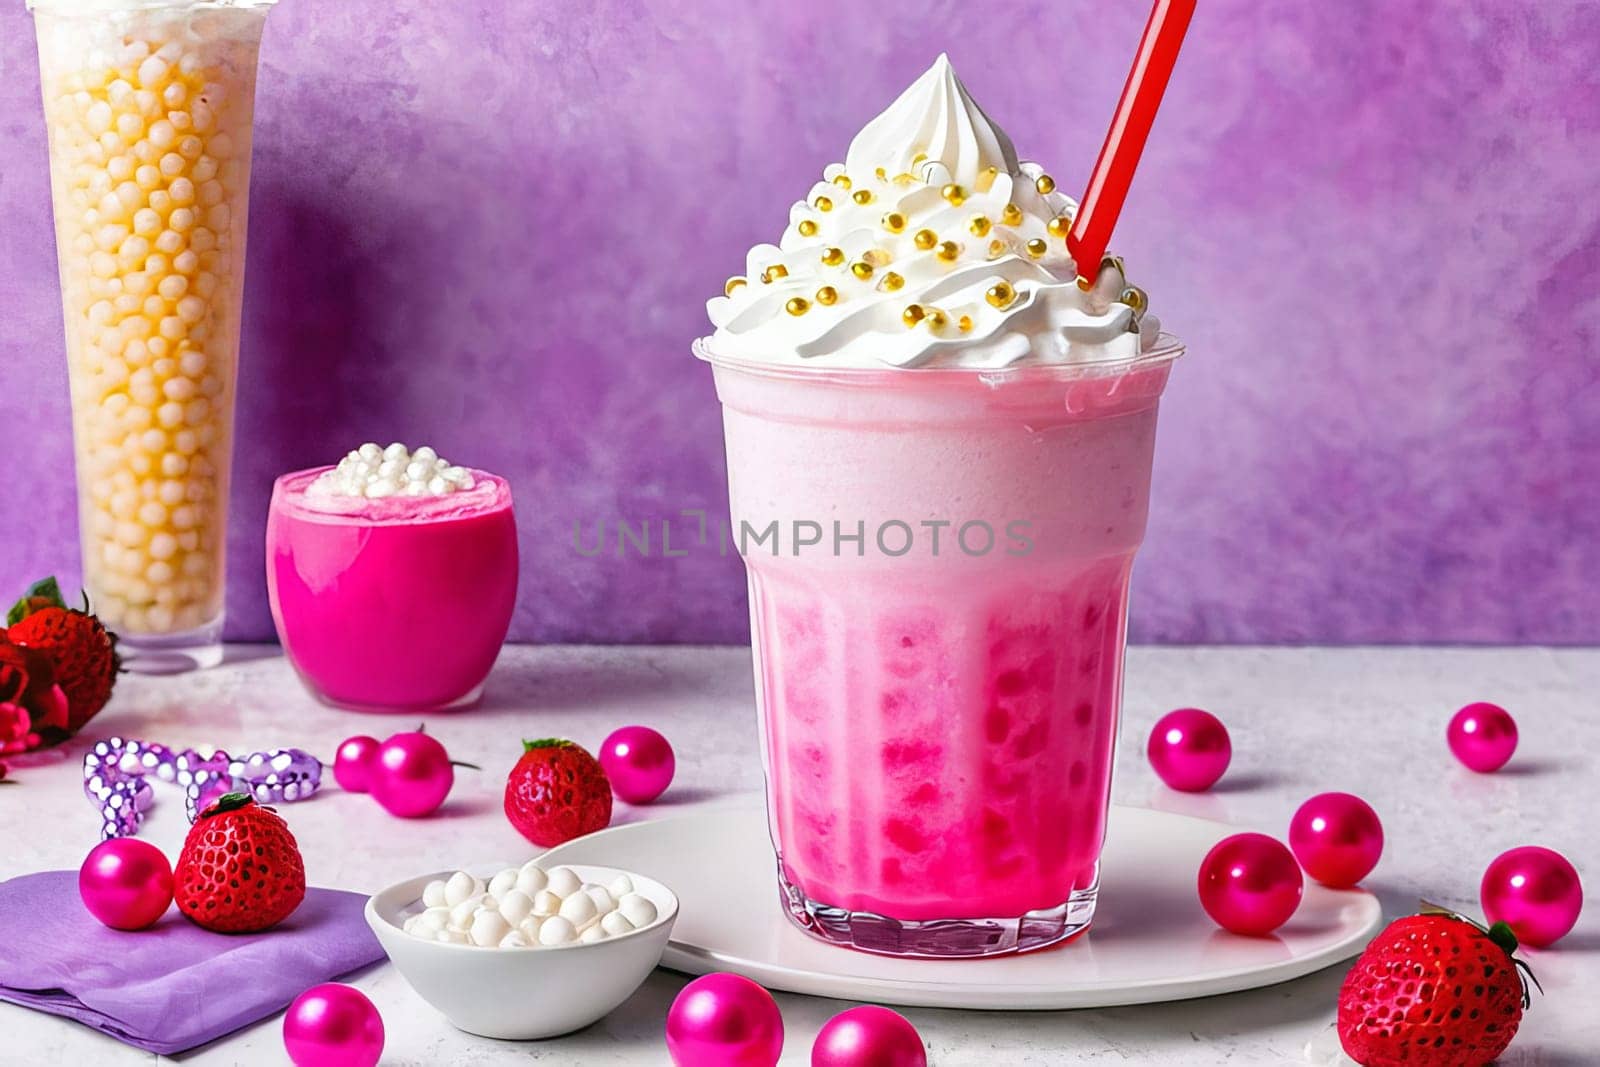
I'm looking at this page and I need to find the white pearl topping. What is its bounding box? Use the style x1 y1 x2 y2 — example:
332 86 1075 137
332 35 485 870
402 864 660 949
306 442 476 499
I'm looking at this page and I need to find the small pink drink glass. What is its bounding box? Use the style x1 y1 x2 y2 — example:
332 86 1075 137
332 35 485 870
266 467 517 711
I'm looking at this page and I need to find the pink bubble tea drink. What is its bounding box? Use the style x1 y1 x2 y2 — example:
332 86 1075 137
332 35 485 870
699 56 1183 957
30 0 277 671
267 445 518 712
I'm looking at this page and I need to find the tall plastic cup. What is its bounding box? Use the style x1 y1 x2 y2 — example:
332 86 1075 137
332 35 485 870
699 336 1182 957
30 0 275 671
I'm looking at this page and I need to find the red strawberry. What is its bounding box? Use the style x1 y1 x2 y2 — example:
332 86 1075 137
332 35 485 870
6 577 119 735
174 792 307 933
1338 907 1538 1066
504 738 613 847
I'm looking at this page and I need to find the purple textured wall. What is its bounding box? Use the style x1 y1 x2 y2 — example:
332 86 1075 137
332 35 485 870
1 2 1596 644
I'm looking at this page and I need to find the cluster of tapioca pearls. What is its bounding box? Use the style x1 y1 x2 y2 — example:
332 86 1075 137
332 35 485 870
728 167 1147 331
406 864 661 948
42 32 252 634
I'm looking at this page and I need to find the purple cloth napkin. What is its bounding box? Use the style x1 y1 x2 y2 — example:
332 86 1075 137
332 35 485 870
0 870 385 1055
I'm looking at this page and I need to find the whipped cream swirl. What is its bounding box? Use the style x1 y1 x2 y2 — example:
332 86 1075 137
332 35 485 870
705 55 1161 369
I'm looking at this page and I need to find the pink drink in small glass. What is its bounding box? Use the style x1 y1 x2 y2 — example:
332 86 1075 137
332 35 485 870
703 340 1180 956
266 467 517 711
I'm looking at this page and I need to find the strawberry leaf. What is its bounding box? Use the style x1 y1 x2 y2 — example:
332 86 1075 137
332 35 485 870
7 577 65 627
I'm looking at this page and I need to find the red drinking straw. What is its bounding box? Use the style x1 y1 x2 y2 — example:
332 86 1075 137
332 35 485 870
1067 0 1197 285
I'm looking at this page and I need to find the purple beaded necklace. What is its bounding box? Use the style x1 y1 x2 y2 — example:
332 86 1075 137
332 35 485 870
83 737 322 839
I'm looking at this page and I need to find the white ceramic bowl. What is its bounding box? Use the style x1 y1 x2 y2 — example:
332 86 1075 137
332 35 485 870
365 863 679 1039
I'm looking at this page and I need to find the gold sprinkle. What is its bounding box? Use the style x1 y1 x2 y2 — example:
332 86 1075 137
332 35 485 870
850 261 874 280
724 276 747 296
958 314 974 332
941 183 967 206
936 240 960 262
882 211 907 233
815 195 833 212
913 229 938 250
902 303 926 327
986 280 1017 308
881 271 904 291
832 174 852 189
1046 215 1072 239
875 166 887 180
762 263 788 283
1025 238 1047 259
851 189 874 206
1100 253 1126 277
893 172 916 186
797 219 818 237
863 248 891 267
926 308 948 330
1035 174 1056 195
1001 203 1024 227
969 215 992 237
821 247 845 266
1119 285 1148 316
976 166 999 193
988 239 1007 258
816 285 839 306
912 151 928 165
785 297 810 316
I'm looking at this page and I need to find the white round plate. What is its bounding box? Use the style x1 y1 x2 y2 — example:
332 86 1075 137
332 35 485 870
542 801 1383 1010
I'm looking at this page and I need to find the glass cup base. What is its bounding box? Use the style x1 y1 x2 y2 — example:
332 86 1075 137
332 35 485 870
776 859 1097 958
307 680 486 715
118 617 224 674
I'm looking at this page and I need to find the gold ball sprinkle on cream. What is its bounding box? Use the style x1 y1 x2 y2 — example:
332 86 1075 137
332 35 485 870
926 308 948 330
988 239 1007 258
1046 215 1072 239
832 174 852 189
936 240 960 262
969 215 992 237
725 276 747 296
986 280 1017 308
958 314 974 332
1119 285 1148 315
763 263 789 283
852 189 874 206
882 211 907 233
912 151 928 165
1035 174 1056 195
1001 203 1023 227
821 247 845 266
816 285 839 306
785 297 810 316
882 271 905 291
863 248 891 267
850 261 874 280
913 229 938 250
815 195 833 212
797 219 818 237
902 303 925 327
976 166 999 192
893 172 916 186
875 167 887 180
1025 238 1047 258
941 183 967 206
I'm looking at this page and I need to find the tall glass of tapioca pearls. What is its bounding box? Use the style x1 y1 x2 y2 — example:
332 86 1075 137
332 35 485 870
30 0 275 672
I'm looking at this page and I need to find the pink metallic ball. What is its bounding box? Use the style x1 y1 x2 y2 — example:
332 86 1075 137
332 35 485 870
332 735 381 793
1447 702 1518 773
368 729 454 818
1481 846 1583 948
1198 832 1303 936
78 838 173 930
666 973 784 1067
1148 708 1231 792
1288 792 1384 888
599 725 676 805
283 983 384 1067
812 1005 926 1067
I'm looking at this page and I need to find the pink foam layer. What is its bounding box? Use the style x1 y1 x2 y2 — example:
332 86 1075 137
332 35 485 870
272 466 513 526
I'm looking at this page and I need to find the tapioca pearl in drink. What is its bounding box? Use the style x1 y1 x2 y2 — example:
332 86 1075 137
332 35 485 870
37 12 259 635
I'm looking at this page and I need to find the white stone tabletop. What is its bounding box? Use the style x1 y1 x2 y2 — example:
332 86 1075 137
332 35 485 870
1 646 1595 1065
